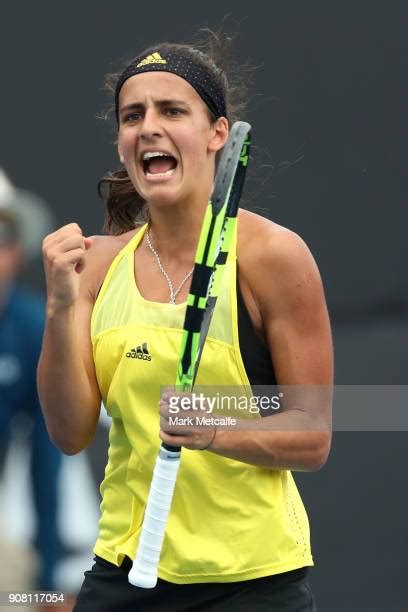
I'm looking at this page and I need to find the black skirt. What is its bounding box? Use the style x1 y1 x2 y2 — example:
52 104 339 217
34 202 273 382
73 555 317 612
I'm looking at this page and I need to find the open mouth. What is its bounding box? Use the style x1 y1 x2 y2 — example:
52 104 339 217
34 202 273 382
142 151 178 178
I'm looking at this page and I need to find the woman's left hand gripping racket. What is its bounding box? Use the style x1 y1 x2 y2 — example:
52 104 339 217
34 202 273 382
128 121 251 588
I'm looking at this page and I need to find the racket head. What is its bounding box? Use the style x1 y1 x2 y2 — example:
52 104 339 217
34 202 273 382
211 121 251 218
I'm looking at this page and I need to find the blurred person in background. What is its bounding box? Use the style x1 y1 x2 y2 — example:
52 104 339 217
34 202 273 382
0 167 65 597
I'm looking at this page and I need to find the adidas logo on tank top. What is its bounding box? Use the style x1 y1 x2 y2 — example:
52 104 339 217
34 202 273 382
126 342 152 361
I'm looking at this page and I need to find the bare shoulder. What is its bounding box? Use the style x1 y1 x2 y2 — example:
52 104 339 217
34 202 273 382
238 208 319 273
237 208 323 311
238 208 312 261
81 228 139 302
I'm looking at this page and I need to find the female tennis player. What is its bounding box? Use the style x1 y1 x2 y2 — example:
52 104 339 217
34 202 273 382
38 33 333 612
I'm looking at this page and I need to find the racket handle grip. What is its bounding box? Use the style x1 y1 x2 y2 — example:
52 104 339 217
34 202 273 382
128 446 181 588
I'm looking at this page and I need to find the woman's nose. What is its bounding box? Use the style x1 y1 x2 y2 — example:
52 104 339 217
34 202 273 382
140 109 162 140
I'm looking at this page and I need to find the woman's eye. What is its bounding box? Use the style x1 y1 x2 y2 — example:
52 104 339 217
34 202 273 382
166 108 184 116
123 113 141 123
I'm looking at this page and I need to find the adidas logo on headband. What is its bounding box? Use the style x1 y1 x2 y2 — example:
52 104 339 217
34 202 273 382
137 52 167 68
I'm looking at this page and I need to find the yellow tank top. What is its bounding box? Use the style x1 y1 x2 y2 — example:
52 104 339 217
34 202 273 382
91 224 313 583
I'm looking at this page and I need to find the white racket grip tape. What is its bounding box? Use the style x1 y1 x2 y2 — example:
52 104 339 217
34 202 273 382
128 447 181 588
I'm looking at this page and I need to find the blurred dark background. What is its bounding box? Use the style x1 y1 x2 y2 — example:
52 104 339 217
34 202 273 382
1 1 407 610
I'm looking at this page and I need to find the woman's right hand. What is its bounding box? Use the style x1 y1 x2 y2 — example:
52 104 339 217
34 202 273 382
42 223 93 312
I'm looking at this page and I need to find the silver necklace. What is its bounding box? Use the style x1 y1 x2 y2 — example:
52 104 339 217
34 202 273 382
146 228 194 304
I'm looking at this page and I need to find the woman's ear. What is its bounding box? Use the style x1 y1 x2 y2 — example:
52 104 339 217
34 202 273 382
117 144 125 164
208 117 229 153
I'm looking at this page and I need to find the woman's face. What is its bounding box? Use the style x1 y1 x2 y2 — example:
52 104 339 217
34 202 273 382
117 71 228 208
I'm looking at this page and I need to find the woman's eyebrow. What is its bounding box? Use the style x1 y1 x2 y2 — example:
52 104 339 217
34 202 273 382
120 99 190 115
156 99 190 107
120 102 144 115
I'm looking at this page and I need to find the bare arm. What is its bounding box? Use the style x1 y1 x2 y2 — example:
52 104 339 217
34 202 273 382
160 217 333 470
37 224 102 455
211 224 333 470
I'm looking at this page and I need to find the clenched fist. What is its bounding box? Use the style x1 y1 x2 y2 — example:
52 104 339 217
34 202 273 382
42 223 93 312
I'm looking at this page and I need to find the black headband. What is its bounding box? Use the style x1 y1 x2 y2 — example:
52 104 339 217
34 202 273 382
115 51 227 123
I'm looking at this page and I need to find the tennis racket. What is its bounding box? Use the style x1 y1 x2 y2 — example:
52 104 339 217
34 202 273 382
128 120 251 588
